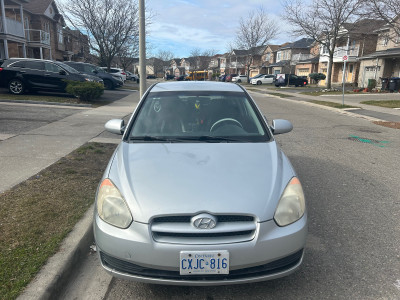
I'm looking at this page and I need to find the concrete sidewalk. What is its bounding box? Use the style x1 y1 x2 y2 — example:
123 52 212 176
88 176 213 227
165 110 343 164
0 92 140 194
249 86 400 123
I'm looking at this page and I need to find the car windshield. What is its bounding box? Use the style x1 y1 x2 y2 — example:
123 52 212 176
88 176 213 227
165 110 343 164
58 62 79 74
128 91 269 143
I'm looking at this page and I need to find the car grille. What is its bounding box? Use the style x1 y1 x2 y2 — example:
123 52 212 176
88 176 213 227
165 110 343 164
100 249 303 281
151 215 257 244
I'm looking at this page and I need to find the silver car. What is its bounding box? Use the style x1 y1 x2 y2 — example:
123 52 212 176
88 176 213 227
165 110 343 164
94 81 307 285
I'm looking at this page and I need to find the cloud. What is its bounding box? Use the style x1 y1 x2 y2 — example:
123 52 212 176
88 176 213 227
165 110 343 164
147 0 283 57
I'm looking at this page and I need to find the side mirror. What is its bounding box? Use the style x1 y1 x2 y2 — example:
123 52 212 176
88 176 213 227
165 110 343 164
59 70 66 75
105 119 125 135
271 119 293 135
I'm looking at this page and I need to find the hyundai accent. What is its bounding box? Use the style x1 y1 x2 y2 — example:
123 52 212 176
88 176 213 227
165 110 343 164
94 81 307 285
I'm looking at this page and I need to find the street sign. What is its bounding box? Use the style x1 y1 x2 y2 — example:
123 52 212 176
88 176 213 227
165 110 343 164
343 55 348 61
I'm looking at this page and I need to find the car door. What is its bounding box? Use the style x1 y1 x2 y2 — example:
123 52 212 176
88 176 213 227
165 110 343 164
44 62 69 91
22 61 46 89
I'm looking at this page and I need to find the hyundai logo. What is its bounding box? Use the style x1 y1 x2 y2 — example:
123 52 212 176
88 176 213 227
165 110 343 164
192 214 217 229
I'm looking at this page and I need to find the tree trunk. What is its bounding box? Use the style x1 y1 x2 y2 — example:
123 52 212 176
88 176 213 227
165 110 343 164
326 52 334 89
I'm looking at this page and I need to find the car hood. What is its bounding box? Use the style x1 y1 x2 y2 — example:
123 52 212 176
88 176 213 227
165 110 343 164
108 142 296 223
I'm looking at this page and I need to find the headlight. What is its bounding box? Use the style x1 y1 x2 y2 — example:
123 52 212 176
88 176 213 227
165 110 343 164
274 177 305 226
85 78 94 82
97 179 133 228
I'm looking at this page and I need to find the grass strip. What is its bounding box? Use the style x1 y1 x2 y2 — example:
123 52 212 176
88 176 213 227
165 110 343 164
301 91 353 96
0 142 116 300
0 93 113 107
360 100 400 108
309 100 359 109
266 92 294 98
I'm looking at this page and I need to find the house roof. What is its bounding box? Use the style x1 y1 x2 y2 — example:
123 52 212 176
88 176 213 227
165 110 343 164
342 19 387 35
296 56 320 64
232 49 248 56
358 47 400 60
268 60 291 67
24 0 56 15
268 45 281 52
280 38 314 50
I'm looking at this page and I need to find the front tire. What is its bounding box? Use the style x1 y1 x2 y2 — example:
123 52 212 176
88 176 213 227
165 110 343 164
9 79 24 95
237 79 241 83
257 81 262 85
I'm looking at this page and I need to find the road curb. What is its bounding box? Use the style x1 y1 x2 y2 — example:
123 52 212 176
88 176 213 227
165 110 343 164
0 99 92 107
17 205 95 300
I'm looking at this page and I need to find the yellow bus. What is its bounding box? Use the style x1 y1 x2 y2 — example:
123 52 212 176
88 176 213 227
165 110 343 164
186 71 208 81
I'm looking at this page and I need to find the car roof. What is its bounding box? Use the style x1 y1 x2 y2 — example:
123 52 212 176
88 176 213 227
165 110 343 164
150 81 244 92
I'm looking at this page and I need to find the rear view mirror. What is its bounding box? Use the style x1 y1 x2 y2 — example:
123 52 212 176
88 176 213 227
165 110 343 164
105 119 125 135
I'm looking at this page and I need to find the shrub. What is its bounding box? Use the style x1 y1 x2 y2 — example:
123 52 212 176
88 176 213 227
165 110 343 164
309 73 326 83
65 81 104 101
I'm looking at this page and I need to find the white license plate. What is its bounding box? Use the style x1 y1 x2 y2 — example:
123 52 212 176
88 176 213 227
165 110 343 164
180 251 229 275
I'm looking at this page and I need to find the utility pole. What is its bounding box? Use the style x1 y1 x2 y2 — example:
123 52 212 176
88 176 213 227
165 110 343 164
139 0 146 98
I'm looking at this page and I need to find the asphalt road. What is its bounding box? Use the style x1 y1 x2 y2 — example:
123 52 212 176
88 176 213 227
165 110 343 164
98 92 400 300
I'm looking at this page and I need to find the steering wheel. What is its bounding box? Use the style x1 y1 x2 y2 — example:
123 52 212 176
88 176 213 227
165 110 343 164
210 118 243 132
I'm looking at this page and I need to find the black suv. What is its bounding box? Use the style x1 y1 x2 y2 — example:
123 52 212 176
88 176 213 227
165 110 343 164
0 58 103 95
63 61 123 90
275 74 308 87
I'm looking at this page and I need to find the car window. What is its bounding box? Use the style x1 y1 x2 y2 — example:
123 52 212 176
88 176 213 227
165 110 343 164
10 61 26 68
45 62 63 73
83 64 96 73
57 62 79 73
129 91 269 142
25 61 45 70
70 64 84 72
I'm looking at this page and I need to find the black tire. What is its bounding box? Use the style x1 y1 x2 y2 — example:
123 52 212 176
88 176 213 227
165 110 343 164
8 79 24 95
257 81 262 85
237 79 241 83
103 79 114 90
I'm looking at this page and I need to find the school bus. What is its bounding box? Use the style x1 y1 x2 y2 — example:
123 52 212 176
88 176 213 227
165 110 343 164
186 71 208 81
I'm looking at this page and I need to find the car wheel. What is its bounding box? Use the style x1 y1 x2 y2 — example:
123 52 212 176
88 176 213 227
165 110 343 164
237 79 241 83
8 79 24 95
104 79 114 90
257 81 262 85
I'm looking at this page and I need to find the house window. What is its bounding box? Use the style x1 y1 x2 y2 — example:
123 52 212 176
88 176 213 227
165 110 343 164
57 25 63 44
277 52 281 61
383 36 389 46
24 17 29 30
44 22 50 33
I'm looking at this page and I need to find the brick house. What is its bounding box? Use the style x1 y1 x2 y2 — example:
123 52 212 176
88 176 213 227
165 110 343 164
357 16 400 88
0 0 89 61
318 19 385 86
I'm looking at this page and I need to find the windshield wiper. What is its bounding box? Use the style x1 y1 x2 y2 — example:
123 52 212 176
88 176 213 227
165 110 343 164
177 136 244 143
129 136 182 142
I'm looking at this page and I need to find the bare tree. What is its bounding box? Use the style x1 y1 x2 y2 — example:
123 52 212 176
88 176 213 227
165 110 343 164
189 48 217 76
360 0 400 41
60 0 140 70
234 6 277 81
154 50 175 76
283 0 363 88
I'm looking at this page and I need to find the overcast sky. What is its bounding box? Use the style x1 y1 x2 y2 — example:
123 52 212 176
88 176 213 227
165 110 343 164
146 0 293 58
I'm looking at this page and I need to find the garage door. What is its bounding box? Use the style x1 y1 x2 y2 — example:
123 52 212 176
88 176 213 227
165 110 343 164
362 66 380 88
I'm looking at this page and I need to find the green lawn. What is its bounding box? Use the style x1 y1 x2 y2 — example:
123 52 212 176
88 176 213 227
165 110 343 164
309 100 359 109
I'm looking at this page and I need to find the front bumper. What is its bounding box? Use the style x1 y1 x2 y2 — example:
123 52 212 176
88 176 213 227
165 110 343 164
94 214 307 285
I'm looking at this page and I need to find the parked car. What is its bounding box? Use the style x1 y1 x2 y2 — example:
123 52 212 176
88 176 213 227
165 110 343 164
125 71 137 81
219 74 227 82
249 74 266 81
64 61 123 90
95 81 307 285
147 74 156 79
275 74 308 87
0 58 103 95
225 74 237 82
165 74 175 80
174 75 185 81
251 74 276 85
232 74 248 83
101 67 127 82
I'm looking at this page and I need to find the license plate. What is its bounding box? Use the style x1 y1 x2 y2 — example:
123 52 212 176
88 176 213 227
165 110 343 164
180 251 229 275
